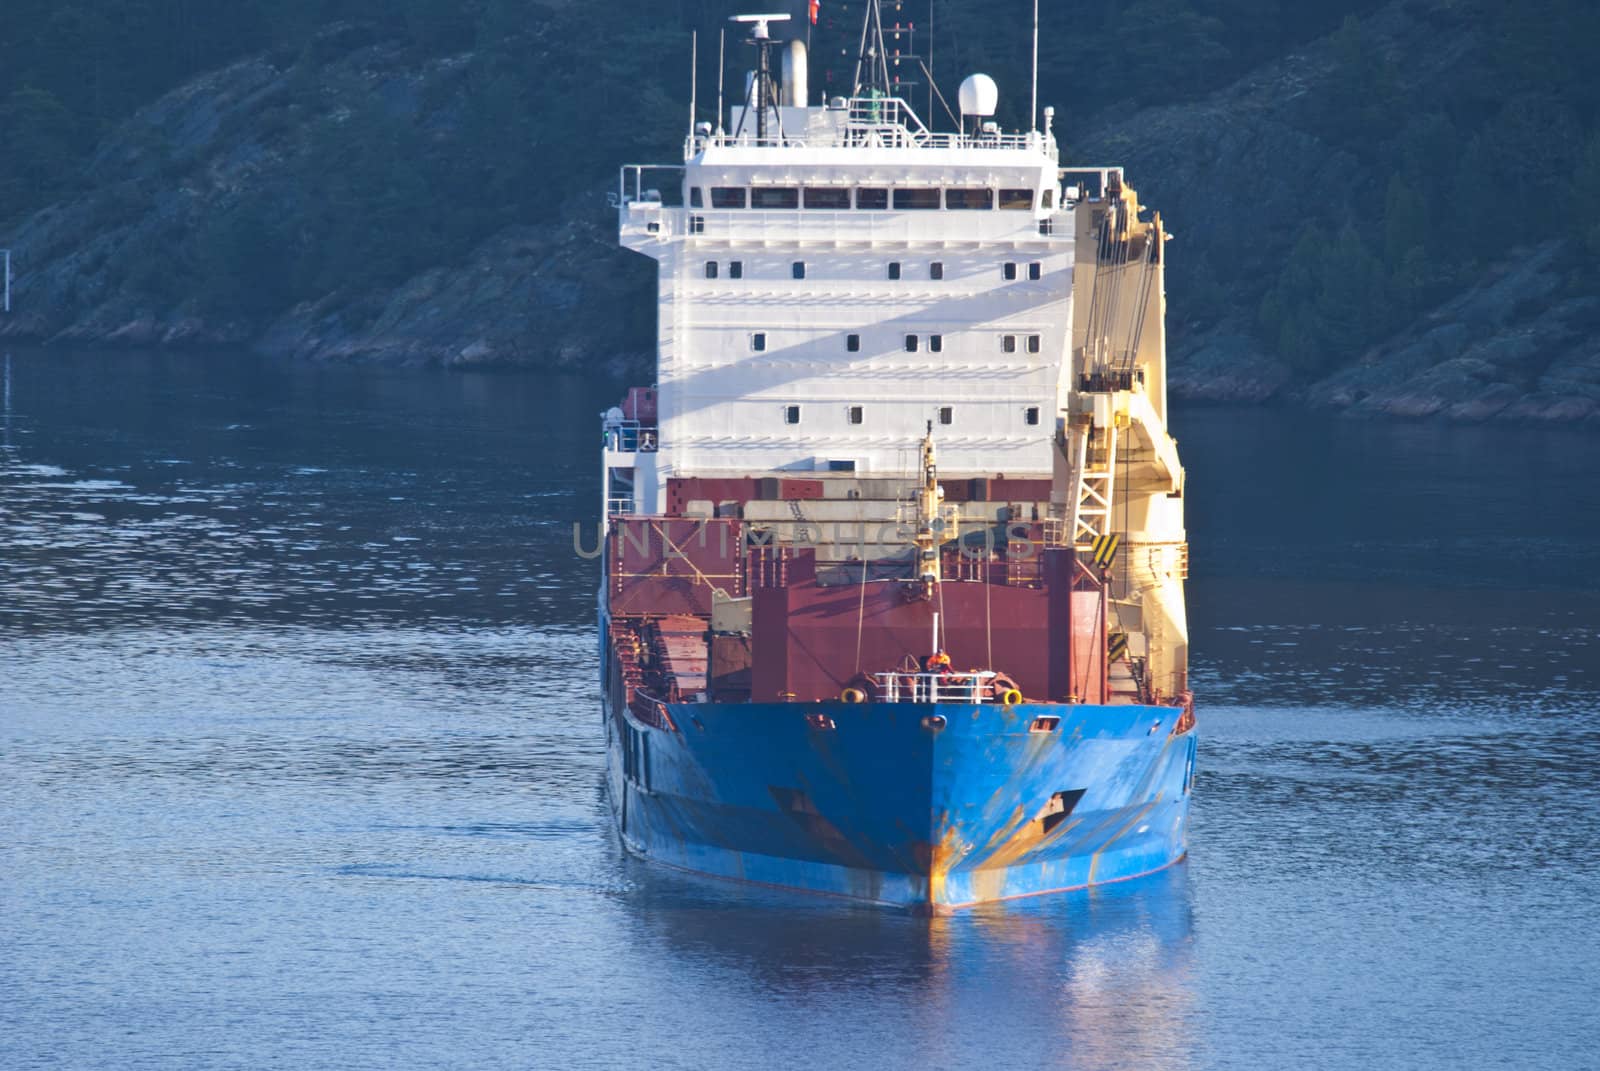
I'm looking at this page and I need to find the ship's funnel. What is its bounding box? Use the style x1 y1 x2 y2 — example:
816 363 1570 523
958 74 999 118
782 39 809 106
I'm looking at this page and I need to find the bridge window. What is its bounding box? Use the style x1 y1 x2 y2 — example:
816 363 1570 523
848 405 864 425
1042 189 1055 209
690 187 704 208
729 260 743 279
930 335 943 353
1029 262 1042 280
1028 335 1042 353
938 407 953 425
752 332 767 352
1002 335 1017 353
998 188 1034 210
945 188 993 210
887 262 902 280
847 334 861 352
856 187 889 210
894 188 941 210
711 187 747 209
805 187 851 209
1003 262 1018 280
784 405 801 424
905 334 919 352
929 262 944 280
751 187 800 209
1026 406 1040 425
792 261 806 279
705 261 718 279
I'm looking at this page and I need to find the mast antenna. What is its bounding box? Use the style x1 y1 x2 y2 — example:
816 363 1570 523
851 0 891 97
1030 0 1039 133
716 28 726 134
689 30 698 140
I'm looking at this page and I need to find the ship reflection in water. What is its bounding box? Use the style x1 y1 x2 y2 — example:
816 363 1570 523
3 350 1598 1070
621 863 1196 1069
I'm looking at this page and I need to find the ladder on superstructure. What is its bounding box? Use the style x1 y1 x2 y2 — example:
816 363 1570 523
1069 419 1117 547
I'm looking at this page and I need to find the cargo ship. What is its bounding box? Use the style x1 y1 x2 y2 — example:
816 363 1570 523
599 2 1195 911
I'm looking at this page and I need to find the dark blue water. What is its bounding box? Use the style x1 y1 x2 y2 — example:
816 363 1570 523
4 350 1598 1070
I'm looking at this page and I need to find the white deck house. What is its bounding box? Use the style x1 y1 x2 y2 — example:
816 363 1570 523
614 66 1118 512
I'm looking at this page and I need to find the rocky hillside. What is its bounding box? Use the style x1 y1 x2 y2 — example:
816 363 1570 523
1075 0 1600 426
1 0 1596 426
0 22 660 374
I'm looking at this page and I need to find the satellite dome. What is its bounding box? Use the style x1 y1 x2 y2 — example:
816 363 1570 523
958 74 999 118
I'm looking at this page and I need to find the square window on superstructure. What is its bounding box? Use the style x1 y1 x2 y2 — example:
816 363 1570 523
751 187 800 209
690 187 704 208
1002 335 1017 353
711 187 747 209
1042 189 1055 209
804 187 851 209
792 261 806 279
930 335 943 353
999 189 1034 210
1028 335 1042 353
888 262 902 280
930 262 944 280
705 261 718 279
938 407 953 425
753 333 767 352
894 188 941 210
730 260 743 278
690 215 705 234
847 334 861 352
784 405 801 424
856 187 889 210
905 335 919 352
1025 406 1041 425
1029 262 1042 280
848 405 864 425
1003 262 1018 280
1039 219 1054 236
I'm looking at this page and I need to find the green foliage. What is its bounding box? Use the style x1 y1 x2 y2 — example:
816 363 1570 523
1258 224 1383 374
0 88 83 215
1576 135 1600 261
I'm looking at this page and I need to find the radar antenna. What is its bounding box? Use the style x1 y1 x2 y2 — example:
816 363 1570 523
730 13 791 145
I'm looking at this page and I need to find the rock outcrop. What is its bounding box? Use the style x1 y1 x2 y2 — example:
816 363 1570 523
0 32 652 372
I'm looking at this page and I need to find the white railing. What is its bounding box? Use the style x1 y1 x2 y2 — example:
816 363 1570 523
1059 168 1125 202
680 97 1049 156
602 420 657 453
615 165 686 208
872 671 998 704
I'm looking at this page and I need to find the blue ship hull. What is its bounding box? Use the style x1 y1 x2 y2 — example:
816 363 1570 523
603 697 1197 912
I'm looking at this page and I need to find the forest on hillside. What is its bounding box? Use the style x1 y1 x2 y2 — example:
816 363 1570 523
2 0 1597 376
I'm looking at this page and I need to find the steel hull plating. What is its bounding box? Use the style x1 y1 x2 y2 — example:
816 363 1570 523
603 698 1196 911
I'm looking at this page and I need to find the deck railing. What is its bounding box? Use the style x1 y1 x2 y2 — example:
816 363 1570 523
602 420 657 453
871 671 999 704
